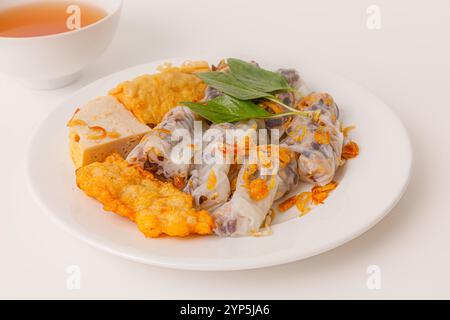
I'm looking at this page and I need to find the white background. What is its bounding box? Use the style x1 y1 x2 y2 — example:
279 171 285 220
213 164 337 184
1 0 449 299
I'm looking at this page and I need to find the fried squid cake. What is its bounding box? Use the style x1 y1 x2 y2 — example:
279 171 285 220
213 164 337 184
76 154 214 237
109 61 209 127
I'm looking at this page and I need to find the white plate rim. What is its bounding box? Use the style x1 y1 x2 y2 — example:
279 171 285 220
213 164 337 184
25 56 413 271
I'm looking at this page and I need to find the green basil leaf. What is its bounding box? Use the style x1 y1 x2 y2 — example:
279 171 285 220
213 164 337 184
197 71 270 100
228 58 291 92
213 95 271 118
182 95 271 124
182 102 242 123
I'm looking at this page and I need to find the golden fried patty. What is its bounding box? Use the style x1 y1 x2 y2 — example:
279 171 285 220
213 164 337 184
109 61 209 127
76 154 214 237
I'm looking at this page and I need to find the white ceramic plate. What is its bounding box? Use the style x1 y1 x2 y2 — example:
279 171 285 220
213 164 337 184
26 57 412 271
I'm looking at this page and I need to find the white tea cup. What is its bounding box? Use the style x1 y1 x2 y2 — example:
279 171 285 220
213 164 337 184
0 0 123 89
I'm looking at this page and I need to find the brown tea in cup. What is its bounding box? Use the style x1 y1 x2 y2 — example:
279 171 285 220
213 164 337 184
0 1 107 38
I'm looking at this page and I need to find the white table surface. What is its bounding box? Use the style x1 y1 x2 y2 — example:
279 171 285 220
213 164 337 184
1 0 449 299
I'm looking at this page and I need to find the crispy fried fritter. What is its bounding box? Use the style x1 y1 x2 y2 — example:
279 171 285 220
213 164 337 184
76 154 214 237
109 61 209 127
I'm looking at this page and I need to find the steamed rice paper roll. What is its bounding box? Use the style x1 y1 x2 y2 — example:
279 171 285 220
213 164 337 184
297 92 340 125
212 146 298 237
282 93 343 186
127 106 198 188
186 164 231 211
185 120 260 211
274 153 299 201
204 86 222 101
276 68 310 105
184 123 232 211
265 69 311 135
202 60 228 102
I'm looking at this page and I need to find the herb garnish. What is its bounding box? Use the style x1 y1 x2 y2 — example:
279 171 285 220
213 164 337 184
197 72 270 100
182 95 313 124
227 58 292 93
183 58 312 123
183 95 270 123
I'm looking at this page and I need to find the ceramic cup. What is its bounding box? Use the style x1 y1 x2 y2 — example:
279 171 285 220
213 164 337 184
0 0 122 90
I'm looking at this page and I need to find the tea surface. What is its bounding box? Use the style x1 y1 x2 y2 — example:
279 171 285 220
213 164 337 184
0 1 107 38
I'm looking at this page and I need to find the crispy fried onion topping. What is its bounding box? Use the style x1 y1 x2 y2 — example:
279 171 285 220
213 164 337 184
278 181 339 215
